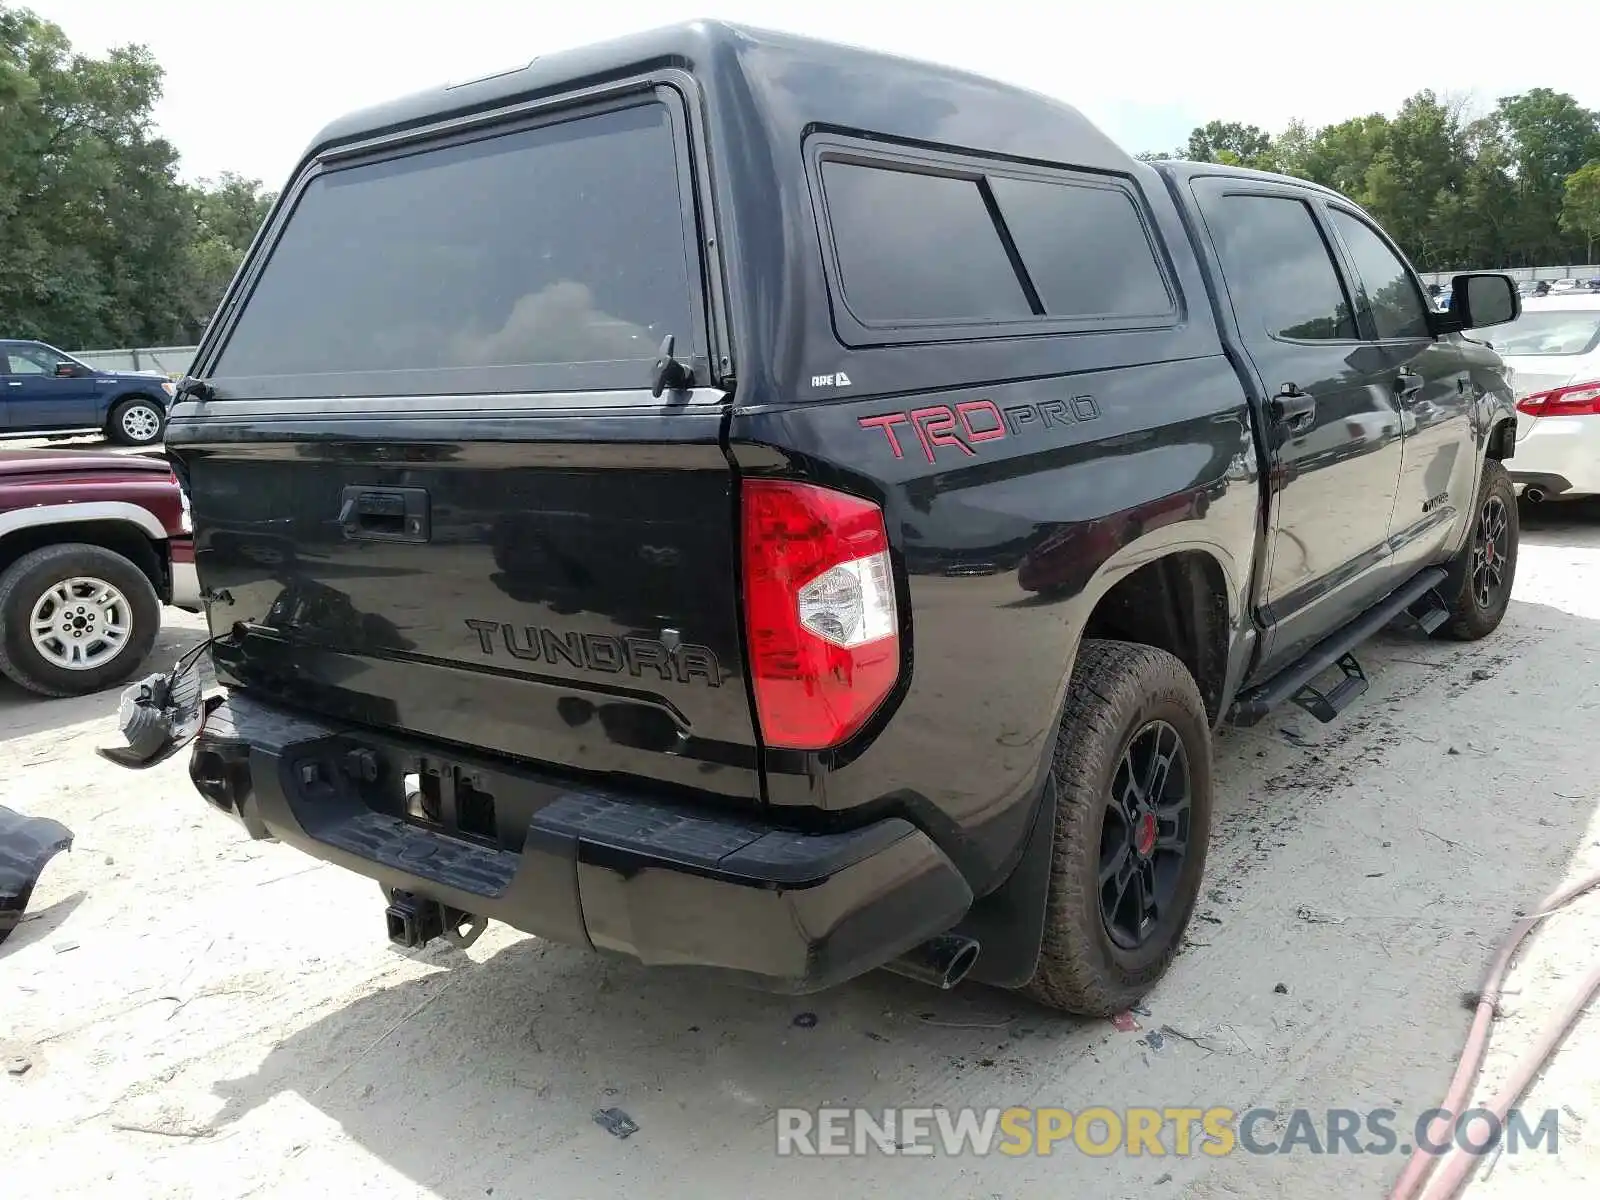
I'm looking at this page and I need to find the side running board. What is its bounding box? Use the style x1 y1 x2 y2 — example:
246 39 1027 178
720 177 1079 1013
1229 567 1448 727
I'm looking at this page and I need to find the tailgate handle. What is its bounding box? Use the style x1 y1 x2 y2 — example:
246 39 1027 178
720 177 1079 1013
338 486 430 542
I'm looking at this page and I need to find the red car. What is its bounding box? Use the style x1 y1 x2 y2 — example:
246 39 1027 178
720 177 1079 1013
0 449 199 697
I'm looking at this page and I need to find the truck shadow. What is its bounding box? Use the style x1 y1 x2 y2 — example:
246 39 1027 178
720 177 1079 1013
191 598 1599 1199
0 889 85 958
0 617 206 741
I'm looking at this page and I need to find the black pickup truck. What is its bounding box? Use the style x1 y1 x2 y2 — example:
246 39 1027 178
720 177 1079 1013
134 22 1523 1016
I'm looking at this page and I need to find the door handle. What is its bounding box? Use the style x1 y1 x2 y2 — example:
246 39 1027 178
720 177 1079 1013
1396 370 1425 398
6 381 20 387
1269 385 1316 433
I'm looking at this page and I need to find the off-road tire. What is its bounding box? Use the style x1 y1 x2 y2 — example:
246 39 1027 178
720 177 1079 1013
1019 640 1213 1017
0 543 161 698
1437 460 1517 641
107 396 166 447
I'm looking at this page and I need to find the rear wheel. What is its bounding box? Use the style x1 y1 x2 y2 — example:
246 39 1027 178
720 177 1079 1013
0 543 161 697
1437 460 1517 641
108 396 166 447
1019 640 1213 1016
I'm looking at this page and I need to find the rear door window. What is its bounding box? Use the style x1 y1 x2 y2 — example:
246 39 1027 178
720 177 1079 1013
212 101 700 399
1200 193 1358 342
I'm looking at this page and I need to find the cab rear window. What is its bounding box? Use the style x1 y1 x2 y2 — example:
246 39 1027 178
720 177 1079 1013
212 101 699 398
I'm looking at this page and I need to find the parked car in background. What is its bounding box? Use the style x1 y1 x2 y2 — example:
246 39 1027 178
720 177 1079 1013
1473 294 1600 500
0 340 175 446
0 450 199 696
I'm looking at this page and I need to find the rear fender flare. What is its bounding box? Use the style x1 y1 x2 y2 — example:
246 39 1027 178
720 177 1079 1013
1002 521 1245 852
976 529 1241 974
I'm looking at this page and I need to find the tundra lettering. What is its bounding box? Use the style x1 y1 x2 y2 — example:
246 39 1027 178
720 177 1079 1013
463 619 722 686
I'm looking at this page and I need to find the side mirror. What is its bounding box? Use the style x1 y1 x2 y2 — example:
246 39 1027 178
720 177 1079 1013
1438 273 1520 332
54 362 76 377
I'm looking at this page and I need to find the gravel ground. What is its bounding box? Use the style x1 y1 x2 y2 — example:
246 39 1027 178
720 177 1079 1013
1 501 1597 1199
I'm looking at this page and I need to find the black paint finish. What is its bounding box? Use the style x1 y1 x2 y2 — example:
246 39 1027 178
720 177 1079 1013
181 408 763 802
165 21 1515 988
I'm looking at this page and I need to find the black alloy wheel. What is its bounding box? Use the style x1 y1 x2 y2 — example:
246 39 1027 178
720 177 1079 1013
1099 719 1191 951
1471 494 1510 611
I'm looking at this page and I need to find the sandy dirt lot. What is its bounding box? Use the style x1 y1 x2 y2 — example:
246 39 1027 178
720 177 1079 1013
2 501 1597 1199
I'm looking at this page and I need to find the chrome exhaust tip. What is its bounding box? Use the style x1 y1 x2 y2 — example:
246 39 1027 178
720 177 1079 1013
884 933 981 990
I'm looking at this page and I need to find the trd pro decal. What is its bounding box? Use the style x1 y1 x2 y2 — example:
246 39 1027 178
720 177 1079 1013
859 395 1101 463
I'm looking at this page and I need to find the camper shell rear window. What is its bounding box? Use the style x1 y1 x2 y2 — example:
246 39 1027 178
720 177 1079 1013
209 96 705 401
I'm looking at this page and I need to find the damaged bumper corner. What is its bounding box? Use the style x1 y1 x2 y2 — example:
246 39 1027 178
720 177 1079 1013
0 806 73 946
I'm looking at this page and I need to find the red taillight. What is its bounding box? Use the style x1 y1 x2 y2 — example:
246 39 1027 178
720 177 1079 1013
1517 380 1600 417
741 480 900 751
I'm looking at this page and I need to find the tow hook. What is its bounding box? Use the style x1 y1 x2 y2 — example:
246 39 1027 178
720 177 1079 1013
384 889 487 951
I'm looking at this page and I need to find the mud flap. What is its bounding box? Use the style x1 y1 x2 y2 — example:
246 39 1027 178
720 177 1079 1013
952 776 1057 988
0 806 73 946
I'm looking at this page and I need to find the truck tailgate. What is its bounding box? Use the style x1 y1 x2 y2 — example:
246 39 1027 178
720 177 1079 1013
181 413 761 802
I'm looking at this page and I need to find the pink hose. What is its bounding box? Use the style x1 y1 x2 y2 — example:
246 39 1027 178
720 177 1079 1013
1388 867 1600 1200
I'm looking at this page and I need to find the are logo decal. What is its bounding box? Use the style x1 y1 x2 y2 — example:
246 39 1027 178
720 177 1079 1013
858 395 1101 463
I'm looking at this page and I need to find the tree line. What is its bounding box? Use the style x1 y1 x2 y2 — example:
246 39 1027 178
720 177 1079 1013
5 6 1600 353
1143 92 1600 272
1 5 272 350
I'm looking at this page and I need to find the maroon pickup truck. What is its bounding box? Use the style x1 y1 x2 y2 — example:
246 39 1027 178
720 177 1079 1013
0 450 199 697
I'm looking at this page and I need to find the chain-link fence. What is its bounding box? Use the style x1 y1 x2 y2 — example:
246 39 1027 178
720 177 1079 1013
67 345 197 376
1420 265 1600 288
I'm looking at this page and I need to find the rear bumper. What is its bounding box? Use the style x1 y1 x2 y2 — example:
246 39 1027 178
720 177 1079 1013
189 692 973 993
1510 417 1600 496
1509 471 1573 498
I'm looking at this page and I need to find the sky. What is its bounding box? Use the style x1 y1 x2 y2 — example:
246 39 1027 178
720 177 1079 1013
33 0 1600 187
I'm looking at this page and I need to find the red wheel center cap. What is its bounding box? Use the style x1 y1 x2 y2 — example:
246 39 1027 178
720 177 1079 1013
1484 543 1494 565
1136 812 1157 857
